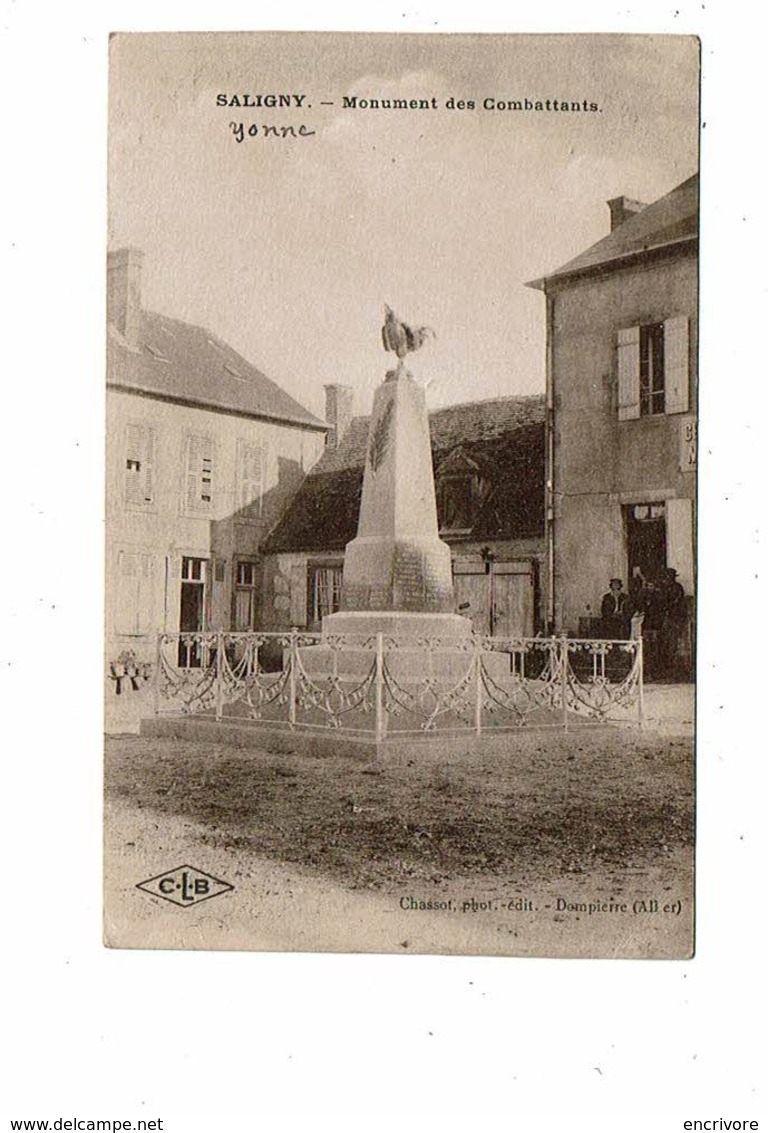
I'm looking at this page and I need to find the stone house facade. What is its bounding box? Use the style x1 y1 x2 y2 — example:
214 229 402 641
105 248 327 669
528 174 698 662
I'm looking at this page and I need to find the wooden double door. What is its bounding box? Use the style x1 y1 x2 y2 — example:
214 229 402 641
453 559 536 638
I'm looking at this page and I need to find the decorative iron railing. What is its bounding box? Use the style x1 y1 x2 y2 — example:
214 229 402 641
152 630 643 739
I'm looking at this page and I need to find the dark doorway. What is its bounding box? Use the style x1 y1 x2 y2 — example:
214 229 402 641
178 556 207 667
625 503 667 683
625 503 666 584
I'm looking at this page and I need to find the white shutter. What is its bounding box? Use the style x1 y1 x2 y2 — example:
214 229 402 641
136 554 155 634
184 435 214 511
184 435 201 510
125 424 155 507
666 497 694 594
617 326 641 420
116 552 139 635
237 439 264 518
664 316 690 414
200 436 214 506
143 428 155 505
290 564 308 626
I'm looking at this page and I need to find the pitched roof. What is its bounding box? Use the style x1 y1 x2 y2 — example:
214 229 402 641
107 310 327 431
262 394 546 553
528 173 698 289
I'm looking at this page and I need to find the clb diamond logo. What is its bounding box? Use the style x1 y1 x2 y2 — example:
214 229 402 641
136 864 234 908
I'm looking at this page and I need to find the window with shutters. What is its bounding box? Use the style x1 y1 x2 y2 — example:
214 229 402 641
124 423 156 510
617 316 690 420
236 438 265 520
182 434 215 514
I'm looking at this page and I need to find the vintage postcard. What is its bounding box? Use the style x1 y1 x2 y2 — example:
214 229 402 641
104 31 699 958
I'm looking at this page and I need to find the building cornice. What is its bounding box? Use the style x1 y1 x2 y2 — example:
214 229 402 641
106 381 329 434
526 235 697 293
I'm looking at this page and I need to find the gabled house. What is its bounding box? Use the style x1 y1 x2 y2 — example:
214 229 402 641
527 174 698 670
261 388 547 637
106 247 328 668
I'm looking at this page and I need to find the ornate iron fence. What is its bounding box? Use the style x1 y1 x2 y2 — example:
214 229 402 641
152 631 643 739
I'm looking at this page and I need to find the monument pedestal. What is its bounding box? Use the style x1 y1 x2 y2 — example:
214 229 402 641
339 371 459 617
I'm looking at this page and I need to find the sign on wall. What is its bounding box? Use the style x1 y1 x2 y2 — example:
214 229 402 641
679 415 697 471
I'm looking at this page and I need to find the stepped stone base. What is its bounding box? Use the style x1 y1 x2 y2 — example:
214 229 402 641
301 622 512 687
322 610 472 638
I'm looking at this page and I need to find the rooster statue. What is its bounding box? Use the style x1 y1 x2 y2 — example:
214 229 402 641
381 304 435 369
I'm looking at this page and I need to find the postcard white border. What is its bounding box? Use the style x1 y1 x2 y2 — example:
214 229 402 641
3 0 763 1127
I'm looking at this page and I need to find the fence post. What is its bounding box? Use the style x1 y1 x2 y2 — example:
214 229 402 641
560 636 569 732
288 628 298 728
215 630 224 721
153 633 162 717
637 636 645 730
474 640 483 736
374 632 385 744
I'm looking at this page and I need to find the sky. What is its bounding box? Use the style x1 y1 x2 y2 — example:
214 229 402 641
109 32 700 420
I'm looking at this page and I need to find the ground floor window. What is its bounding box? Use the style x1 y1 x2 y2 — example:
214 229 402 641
234 559 259 631
307 564 343 629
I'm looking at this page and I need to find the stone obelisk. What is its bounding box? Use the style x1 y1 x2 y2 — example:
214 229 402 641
323 307 471 639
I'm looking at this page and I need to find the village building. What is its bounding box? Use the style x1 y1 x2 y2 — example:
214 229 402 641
528 174 698 673
261 388 547 638
105 247 328 670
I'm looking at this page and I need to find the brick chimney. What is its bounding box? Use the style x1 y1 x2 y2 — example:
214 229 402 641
607 196 647 231
324 384 354 450
107 247 144 347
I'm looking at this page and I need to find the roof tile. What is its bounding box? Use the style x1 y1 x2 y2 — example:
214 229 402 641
107 310 326 430
529 173 698 288
263 394 546 553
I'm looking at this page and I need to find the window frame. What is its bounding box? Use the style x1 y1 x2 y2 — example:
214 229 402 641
639 322 665 417
437 473 476 535
233 556 259 632
306 561 344 629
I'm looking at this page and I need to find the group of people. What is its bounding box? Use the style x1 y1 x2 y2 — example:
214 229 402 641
600 569 689 680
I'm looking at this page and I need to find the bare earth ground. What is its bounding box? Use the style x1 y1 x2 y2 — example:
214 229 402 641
104 729 694 959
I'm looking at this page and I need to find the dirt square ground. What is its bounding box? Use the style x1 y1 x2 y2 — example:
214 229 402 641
104 726 694 959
